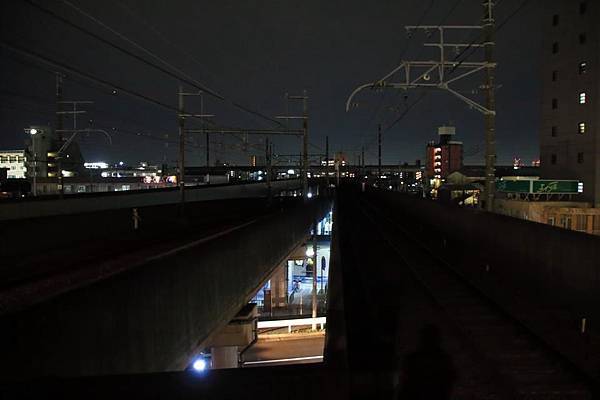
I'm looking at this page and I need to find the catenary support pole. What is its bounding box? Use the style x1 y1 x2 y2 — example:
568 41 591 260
178 85 185 212
378 123 382 186
302 90 309 200
325 135 330 192
55 73 64 197
483 0 496 212
266 137 272 201
311 219 318 330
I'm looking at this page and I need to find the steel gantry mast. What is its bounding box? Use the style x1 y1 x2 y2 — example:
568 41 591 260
346 1 497 210
276 91 310 200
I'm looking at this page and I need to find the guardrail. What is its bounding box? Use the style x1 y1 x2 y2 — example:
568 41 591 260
257 317 326 332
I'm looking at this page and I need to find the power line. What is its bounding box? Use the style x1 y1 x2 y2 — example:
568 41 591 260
383 0 530 135
22 0 221 98
359 0 465 155
58 0 223 100
380 0 464 133
111 0 218 86
450 0 530 75
1 40 177 112
23 0 283 127
356 0 438 151
0 94 193 148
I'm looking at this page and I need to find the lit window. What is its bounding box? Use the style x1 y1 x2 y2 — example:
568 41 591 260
579 92 587 104
579 62 587 74
578 122 586 134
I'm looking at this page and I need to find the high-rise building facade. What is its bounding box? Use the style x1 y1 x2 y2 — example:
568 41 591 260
541 1 599 206
425 126 463 180
0 150 27 179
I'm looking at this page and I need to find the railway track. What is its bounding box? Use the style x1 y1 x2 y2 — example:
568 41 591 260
355 194 596 399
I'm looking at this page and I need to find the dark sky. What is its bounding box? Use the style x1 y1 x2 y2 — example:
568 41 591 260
0 0 541 167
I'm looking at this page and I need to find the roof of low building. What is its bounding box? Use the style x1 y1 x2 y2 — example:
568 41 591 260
453 165 540 178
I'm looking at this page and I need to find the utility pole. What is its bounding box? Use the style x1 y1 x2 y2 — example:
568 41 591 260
55 100 93 192
302 90 309 199
483 0 496 212
55 74 64 141
178 86 185 211
201 92 210 183
55 73 64 197
311 219 318 330
179 89 214 196
361 146 365 178
277 91 309 200
378 123 382 185
266 137 272 201
325 136 330 192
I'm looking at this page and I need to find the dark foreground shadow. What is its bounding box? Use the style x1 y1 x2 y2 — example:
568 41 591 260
398 324 457 400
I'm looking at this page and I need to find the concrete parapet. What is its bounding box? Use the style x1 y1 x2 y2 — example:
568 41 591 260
0 198 330 378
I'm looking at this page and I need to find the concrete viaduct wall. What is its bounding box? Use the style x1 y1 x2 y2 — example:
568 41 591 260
0 179 301 221
0 180 300 265
376 192 600 379
0 199 330 378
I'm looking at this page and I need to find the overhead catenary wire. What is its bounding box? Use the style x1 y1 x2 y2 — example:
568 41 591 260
23 0 284 128
112 0 218 85
383 0 531 135
1 40 179 113
0 95 198 148
358 0 465 155
355 0 440 154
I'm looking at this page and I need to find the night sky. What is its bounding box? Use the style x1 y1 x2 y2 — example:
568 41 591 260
0 0 541 167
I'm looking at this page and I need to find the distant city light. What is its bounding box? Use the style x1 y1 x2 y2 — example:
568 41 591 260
287 169 295 175
306 247 315 257
119 161 124 166
84 162 109 169
29 128 38 135
307 192 313 198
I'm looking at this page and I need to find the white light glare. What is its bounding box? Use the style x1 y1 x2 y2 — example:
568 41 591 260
306 248 315 257
307 192 313 198
192 358 207 372
29 128 38 135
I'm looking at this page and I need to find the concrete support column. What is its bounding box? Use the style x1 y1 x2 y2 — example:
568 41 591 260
210 346 238 369
270 263 288 309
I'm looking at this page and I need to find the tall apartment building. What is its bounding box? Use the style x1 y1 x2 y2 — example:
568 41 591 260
0 150 27 179
425 126 463 180
24 125 85 179
541 0 599 206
